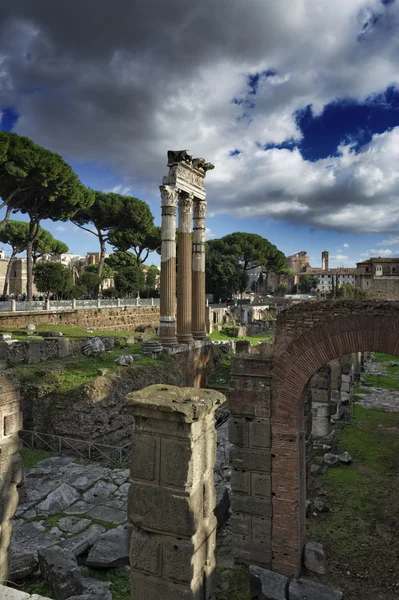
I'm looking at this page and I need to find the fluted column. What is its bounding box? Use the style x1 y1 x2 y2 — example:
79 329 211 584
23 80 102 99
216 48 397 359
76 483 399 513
192 199 207 339
177 192 194 343
159 185 178 347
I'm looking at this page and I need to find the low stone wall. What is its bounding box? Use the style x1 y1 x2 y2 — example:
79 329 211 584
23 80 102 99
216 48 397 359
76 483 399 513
0 374 23 584
0 306 160 332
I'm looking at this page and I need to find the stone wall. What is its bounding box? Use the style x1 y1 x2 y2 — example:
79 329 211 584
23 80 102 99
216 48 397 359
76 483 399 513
366 277 399 300
229 355 273 569
0 306 159 332
21 361 183 446
126 385 225 600
0 374 23 584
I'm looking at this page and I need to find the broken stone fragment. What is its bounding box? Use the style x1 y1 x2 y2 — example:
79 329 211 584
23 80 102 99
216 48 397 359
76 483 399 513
249 565 288 600
82 337 105 356
339 451 352 464
289 578 343 600
323 453 340 467
304 541 326 574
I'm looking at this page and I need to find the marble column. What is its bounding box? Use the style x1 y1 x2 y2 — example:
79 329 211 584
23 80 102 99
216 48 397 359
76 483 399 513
354 351 362 383
159 185 178 347
192 199 207 339
177 192 194 343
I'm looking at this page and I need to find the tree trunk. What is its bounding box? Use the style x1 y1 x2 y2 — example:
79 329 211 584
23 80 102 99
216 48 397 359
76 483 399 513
27 221 40 302
3 250 16 297
95 234 107 299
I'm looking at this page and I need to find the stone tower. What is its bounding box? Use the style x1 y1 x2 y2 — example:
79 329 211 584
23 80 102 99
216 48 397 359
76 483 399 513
321 250 329 271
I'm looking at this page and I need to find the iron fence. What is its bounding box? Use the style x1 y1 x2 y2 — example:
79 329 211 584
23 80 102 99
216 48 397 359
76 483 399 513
19 429 131 467
0 297 160 313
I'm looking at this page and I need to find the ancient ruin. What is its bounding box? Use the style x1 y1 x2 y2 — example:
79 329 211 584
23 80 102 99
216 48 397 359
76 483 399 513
159 150 214 347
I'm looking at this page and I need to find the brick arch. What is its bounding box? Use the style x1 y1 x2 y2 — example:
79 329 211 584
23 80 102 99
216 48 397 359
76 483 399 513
271 302 399 576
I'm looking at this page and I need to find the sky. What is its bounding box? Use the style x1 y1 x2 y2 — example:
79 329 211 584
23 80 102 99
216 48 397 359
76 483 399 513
1 0 399 268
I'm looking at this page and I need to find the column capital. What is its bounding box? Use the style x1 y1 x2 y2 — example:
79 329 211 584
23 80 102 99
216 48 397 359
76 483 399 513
193 199 207 218
177 191 194 213
160 185 178 208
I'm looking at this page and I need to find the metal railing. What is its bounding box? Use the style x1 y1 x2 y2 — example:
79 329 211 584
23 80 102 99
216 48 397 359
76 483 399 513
19 429 131 467
0 297 160 313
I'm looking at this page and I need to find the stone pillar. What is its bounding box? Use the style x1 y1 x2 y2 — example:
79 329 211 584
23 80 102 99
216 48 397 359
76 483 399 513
177 192 194 343
127 384 225 600
192 200 207 340
45 299 50 311
354 352 362 383
11 300 16 313
0 375 23 583
159 186 178 347
309 365 332 439
229 355 273 569
72 298 77 310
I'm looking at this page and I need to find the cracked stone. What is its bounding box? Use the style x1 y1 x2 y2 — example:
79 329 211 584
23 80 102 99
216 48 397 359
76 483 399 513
58 517 92 535
58 524 106 557
64 501 94 515
36 484 80 514
86 524 132 568
87 505 127 524
83 480 117 504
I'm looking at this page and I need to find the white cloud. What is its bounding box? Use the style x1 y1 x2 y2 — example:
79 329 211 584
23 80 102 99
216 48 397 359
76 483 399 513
343 243 349 248
55 225 67 232
108 185 132 195
1 0 399 233
377 236 399 246
360 248 393 257
331 254 349 261
205 227 215 240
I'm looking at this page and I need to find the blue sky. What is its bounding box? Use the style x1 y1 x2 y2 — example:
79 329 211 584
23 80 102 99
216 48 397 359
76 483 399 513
1 0 399 268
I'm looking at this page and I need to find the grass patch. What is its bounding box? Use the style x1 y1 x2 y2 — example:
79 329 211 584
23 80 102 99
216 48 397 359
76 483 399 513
82 567 130 600
363 371 399 391
14 344 161 392
20 579 53 597
20 447 55 468
210 329 273 345
0 323 151 339
373 352 399 363
214 565 251 600
307 404 399 573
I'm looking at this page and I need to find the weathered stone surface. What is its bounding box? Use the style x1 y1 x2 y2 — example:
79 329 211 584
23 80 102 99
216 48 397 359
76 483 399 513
57 517 91 535
249 565 288 600
38 546 82 600
36 484 80 514
64 501 94 515
323 453 340 467
10 522 61 580
87 505 126 524
0 585 30 599
58 525 106 557
82 337 105 356
339 451 352 465
86 523 132 568
82 480 117 504
37 457 75 470
289 578 344 600
63 465 111 492
304 541 326 575
80 577 112 600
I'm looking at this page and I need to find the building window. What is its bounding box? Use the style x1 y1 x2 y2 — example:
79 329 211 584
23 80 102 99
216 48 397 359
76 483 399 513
393 268 396 273
365 267 369 272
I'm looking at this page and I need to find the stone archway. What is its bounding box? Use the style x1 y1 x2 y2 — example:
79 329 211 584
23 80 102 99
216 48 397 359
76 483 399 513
271 301 399 576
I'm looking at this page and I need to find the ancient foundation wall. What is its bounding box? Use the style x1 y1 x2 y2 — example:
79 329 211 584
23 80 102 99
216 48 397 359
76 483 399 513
0 374 23 584
0 306 159 332
126 384 225 600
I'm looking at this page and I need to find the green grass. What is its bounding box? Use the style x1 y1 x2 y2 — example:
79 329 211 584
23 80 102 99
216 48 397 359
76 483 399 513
20 447 55 468
363 371 399 391
210 329 273 344
0 323 150 339
20 580 53 597
308 404 399 556
373 352 399 363
14 343 160 392
82 567 130 600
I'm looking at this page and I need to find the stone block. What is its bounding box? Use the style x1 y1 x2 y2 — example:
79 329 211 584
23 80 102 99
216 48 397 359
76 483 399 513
231 494 272 518
163 537 196 583
231 447 271 473
160 437 192 488
0 585 30 599
249 565 288 600
249 419 271 449
3 412 22 437
128 480 202 538
38 546 82 600
310 388 330 403
289 578 343 600
230 512 251 536
130 572 201 600
304 541 326 575
232 536 272 567
251 473 271 498
230 470 250 494
130 526 161 575
87 523 132 568
130 434 159 482
228 418 248 447
252 516 272 544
